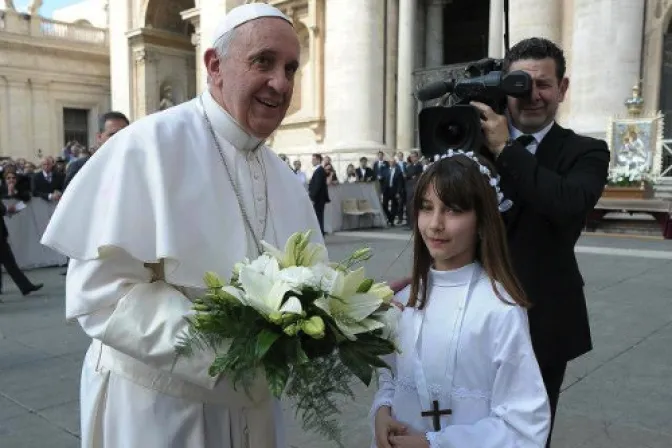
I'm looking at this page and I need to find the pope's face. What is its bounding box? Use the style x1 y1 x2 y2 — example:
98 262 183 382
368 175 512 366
207 18 300 139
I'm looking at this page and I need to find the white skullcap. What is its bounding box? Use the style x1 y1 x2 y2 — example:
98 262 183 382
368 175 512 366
211 3 292 47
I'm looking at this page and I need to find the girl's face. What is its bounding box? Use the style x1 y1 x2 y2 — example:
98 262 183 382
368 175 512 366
5 174 16 187
418 183 478 271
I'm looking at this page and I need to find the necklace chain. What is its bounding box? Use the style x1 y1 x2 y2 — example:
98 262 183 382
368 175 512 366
199 96 269 256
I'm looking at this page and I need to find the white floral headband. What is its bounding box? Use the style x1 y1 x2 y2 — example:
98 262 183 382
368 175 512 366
431 149 513 213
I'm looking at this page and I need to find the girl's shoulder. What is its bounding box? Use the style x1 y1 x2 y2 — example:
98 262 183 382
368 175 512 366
471 272 526 316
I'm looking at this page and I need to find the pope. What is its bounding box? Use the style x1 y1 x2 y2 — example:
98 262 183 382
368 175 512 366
41 4 322 448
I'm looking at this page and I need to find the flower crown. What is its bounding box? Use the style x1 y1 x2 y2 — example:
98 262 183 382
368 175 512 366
431 149 513 213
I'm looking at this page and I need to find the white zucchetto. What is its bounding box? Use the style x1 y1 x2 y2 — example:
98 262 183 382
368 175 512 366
211 3 292 46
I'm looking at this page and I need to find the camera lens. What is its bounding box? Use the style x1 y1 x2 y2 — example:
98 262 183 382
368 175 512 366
435 120 469 149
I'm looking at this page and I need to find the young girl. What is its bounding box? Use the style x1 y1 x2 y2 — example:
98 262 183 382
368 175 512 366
371 151 550 448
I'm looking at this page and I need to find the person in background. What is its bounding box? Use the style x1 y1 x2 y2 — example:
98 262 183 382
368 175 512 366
64 111 130 190
357 157 375 182
345 163 358 183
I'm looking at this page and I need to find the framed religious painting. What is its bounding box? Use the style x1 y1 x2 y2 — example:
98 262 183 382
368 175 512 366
606 113 664 175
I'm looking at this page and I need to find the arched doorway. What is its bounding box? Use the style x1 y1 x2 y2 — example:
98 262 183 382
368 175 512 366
442 0 490 65
129 0 197 117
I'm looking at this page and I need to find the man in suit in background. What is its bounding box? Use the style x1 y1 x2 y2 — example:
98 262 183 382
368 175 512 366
308 153 330 236
356 156 375 182
0 201 42 299
381 158 404 227
32 157 64 202
472 37 610 447
64 111 130 190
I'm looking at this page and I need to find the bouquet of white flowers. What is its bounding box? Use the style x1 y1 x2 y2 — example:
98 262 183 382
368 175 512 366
176 231 399 446
608 164 657 186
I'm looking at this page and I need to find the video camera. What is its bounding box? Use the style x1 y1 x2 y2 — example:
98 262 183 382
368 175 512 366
415 58 533 160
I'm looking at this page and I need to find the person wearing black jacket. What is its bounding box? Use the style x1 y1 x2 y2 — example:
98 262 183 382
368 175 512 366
0 201 43 300
472 37 610 447
308 153 330 235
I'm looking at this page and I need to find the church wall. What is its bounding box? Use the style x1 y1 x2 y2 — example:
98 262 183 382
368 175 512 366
0 12 110 160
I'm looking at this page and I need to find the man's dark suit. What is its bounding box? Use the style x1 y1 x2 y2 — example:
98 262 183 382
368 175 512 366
0 202 36 295
495 123 610 443
356 166 374 182
308 165 330 235
63 156 89 190
382 165 405 225
32 171 65 200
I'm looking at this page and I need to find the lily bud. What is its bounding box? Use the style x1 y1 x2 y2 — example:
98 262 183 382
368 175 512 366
301 316 325 339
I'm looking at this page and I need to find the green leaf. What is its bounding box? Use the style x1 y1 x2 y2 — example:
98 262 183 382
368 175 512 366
356 278 374 293
204 271 224 289
256 329 281 359
265 362 290 398
338 343 374 386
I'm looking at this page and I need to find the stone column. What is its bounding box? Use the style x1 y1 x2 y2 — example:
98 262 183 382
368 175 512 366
567 0 644 136
323 0 386 153
108 0 132 117
509 0 562 45
397 0 416 151
488 0 504 58
425 0 444 68
385 0 398 149
181 7 203 93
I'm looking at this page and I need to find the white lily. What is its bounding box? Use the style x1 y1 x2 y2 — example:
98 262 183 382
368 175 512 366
368 282 395 304
238 265 303 319
314 267 385 340
246 254 280 281
277 266 320 290
261 231 328 268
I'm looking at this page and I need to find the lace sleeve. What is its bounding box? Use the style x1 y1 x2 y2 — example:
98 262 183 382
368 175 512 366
369 354 397 418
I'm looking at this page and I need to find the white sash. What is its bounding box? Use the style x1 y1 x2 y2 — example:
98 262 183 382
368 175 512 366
411 265 479 428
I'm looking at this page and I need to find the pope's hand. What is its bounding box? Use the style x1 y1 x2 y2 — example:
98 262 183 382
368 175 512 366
375 407 408 448
389 435 430 448
470 101 510 157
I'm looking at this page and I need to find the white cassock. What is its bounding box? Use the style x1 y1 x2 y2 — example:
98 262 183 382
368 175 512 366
370 263 551 447
41 90 324 448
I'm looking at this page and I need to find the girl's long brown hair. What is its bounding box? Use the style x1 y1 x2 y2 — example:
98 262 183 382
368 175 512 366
408 154 529 310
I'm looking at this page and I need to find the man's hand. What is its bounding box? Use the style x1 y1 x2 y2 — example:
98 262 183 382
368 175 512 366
389 435 430 448
374 407 408 448
470 101 510 157
7 204 16 214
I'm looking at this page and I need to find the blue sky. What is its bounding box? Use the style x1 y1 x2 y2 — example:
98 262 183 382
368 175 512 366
14 0 83 18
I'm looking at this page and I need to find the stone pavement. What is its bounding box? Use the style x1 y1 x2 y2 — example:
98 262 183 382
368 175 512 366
0 231 671 448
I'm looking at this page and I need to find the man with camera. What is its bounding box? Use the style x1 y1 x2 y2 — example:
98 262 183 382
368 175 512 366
470 37 610 446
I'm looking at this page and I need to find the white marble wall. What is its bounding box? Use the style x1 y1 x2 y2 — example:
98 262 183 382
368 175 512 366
0 12 110 159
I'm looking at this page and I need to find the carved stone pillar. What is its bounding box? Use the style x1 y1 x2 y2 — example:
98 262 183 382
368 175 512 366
131 47 157 118
181 7 202 93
